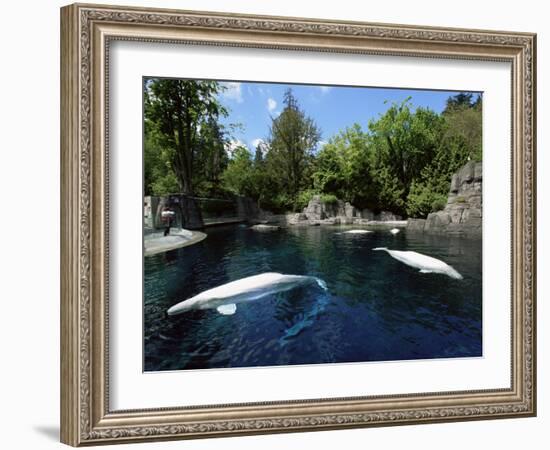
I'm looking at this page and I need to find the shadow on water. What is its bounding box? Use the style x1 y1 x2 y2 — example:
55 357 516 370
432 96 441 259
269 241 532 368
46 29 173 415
144 225 482 371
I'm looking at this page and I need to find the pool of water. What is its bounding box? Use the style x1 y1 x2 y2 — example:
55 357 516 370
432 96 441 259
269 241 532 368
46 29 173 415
144 225 482 371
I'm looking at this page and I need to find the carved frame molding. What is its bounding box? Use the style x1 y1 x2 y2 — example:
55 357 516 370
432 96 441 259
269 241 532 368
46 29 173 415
61 3 536 446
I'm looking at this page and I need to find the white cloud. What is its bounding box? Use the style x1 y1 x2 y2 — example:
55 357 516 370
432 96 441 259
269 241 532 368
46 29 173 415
220 82 243 103
224 139 246 156
251 138 264 149
251 139 269 156
267 97 277 112
318 86 333 94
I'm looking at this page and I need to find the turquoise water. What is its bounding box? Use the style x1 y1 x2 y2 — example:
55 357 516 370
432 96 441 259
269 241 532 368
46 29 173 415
144 225 482 371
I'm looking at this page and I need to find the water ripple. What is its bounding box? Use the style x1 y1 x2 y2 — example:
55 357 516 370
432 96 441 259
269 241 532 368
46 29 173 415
144 225 482 371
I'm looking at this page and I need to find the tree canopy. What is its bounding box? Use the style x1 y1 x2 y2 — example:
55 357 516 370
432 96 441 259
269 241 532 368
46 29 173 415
144 78 229 196
266 89 321 207
144 84 482 218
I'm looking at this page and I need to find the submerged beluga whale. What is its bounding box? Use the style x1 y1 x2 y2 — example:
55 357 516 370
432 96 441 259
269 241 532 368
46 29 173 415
338 229 373 235
167 272 328 316
373 247 463 280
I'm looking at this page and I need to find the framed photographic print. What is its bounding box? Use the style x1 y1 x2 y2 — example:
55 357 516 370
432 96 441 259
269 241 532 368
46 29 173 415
60 3 537 446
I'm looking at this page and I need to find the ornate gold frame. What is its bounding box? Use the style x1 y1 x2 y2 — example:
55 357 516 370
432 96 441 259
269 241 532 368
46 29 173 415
60 3 536 446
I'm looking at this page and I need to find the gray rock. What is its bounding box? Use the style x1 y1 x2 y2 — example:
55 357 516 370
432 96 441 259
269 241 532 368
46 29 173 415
338 216 354 225
303 195 325 221
344 202 358 218
458 160 476 184
417 161 482 237
467 207 482 219
407 218 426 232
376 211 402 221
474 162 482 181
361 208 375 220
299 196 402 227
450 173 460 193
426 212 452 229
448 204 466 223
354 218 370 225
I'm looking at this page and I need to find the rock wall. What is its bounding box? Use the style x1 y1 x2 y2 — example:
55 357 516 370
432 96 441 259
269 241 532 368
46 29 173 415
407 161 482 237
290 195 402 226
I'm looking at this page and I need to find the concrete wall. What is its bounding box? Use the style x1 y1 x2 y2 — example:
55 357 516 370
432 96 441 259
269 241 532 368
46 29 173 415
144 194 204 230
145 195 261 230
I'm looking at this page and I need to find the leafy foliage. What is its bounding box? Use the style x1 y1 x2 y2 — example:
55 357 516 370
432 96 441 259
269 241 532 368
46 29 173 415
220 146 255 197
313 124 377 210
267 89 321 205
144 85 482 219
144 78 228 195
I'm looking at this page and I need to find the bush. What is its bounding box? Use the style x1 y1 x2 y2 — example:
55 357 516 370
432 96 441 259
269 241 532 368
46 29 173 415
271 193 295 214
320 193 339 205
406 181 447 218
431 197 447 212
151 172 180 196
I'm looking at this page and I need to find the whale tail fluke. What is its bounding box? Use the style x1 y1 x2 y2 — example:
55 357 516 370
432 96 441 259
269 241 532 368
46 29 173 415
314 277 328 291
279 292 330 347
447 266 464 280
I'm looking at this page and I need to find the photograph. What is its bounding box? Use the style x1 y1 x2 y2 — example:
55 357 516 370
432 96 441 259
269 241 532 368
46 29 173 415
142 78 483 372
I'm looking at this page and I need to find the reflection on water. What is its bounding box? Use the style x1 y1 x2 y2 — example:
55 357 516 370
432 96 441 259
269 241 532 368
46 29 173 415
144 225 482 371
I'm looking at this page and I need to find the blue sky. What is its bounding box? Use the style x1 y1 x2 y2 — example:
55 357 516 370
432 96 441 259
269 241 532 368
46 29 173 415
216 81 480 152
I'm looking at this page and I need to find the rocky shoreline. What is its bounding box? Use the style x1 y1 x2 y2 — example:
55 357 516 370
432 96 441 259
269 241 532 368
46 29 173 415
407 161 482 237
144 161 481 238
282 195 402 227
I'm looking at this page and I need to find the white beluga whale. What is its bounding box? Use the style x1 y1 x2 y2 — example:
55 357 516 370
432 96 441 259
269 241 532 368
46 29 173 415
373 247 463 279
389 228 400 235
341 229 372 234
167 272 328 316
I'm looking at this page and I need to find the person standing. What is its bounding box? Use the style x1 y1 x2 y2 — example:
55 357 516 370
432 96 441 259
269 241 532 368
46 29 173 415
161 207 175 236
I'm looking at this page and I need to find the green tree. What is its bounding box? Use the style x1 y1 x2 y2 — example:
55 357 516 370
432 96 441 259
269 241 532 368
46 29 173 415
406 94 482 217
313 124 378 210
443 92 474 113
249 141 281 210
144 124 179 196
144 78 227 195
267 89 321 208
442 93 482 162
221 145 255 197
193 117 231 198
368 99 445 216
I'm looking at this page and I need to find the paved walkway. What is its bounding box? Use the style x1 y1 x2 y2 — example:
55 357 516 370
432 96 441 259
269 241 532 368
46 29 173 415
144 228 207 257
